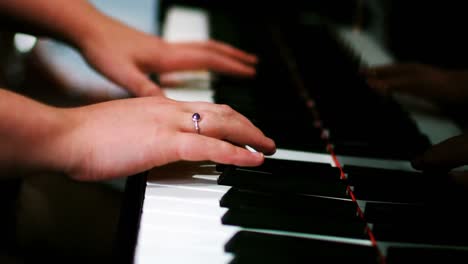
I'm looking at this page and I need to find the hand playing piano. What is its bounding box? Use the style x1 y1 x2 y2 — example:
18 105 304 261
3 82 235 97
78 15 257 97
362 63 468 108
0 89 275 181
362 63 468 187
56 96 276 181
0 0 257 98
412 133 468 188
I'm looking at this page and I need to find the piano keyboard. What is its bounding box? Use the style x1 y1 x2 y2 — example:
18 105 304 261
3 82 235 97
117 3 468 264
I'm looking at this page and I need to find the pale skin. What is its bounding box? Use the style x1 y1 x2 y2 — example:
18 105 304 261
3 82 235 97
0 88 276 181
0 0 258 97
0 0 276 181
362 63 468 184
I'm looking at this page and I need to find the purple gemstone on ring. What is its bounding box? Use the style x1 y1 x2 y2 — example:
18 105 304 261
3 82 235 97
192 113 201 121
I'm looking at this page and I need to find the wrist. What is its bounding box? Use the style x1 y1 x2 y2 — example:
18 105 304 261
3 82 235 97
23 107 76 175
0 93 76 177
64 7 109 50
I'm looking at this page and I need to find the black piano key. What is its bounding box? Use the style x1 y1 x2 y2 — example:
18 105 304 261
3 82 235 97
331 135 429 160
351 185 423 203
220 188 358 219
225 231 380 264
364 201 468 224
217 165 349 198
372 222 468 246
250 158 341 177
221 209 368 239
218 158 338 174
364 202 430 224
342 165 458 203
220 158 342 181
386 246 468 264
216 164 227 172
343 165 420 180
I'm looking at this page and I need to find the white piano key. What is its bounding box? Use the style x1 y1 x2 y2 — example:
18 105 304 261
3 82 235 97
146 162 224 189
161 6 212 91
268 149 335 165
162 6 209 42
144 185 226 210
337 27 393 67
135 5 467 264
135 212 238 264
164 88 213 102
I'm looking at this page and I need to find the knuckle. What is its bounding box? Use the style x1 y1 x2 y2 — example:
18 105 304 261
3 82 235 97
218 104 234 115
203 41 213 49
175 137 192 160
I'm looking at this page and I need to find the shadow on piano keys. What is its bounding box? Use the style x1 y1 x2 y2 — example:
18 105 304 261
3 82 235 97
115 2 468 264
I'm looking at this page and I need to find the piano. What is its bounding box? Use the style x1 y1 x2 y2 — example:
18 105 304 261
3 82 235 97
114 2 468 264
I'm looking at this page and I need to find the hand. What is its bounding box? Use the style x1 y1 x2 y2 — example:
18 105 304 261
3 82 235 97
361 63 468 107
78 15 257 97
412 133 468 187
56 96 275 181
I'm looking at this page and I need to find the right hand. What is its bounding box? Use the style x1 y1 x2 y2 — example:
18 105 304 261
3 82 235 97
51 96 276 181
412 133 468 188
79 14 257 97
361 63 468 107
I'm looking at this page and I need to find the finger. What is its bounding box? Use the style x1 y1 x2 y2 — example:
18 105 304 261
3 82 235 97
159 73 184 87
411 134 468 171
362 63 424 78
174 133 265 166
105 62 163 97
367 77 413 95
367 75 441 99
178 104 276 155
366 78 392 95
175 40 258 64
159 47 256 76
448 171 468 190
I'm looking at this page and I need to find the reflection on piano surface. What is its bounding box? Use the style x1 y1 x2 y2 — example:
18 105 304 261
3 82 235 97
116 2 468 263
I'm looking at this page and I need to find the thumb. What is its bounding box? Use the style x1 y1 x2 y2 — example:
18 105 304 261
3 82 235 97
412 134 468 171
136 81 165 97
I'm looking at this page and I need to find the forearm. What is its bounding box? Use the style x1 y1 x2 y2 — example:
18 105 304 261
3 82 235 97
0 0 105 48
0 89 71 178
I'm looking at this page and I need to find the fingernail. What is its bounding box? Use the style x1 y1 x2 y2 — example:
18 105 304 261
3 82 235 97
252 151 264 160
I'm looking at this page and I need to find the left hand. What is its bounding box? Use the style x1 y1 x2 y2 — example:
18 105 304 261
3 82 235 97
52 96 276 181
78 15 257 97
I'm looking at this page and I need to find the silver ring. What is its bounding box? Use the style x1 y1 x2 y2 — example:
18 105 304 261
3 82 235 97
192 113 201 134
